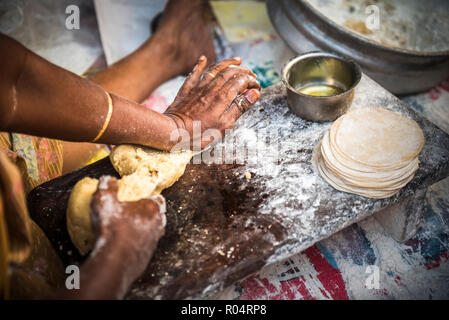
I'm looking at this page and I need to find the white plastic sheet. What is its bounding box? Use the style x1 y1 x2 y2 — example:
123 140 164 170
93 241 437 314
2 0 103 75
94 0 167 65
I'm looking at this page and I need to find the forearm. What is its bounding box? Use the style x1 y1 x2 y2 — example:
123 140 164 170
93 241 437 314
101 93 177 150
90 32 179 103
59 235 142 299
0 35 177 151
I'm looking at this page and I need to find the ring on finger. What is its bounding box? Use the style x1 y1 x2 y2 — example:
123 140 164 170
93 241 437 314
236 96 245 111
206 72 215 78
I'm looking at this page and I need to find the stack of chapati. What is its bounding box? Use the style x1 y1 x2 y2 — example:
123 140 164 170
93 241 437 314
313 107 424 199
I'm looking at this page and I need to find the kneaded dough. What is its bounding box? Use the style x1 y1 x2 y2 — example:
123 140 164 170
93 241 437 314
66 145 193 255
66 177 99 256
110 144 193 198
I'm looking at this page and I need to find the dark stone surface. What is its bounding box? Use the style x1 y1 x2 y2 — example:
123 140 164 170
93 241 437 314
28 76 449 299
28 157 119 265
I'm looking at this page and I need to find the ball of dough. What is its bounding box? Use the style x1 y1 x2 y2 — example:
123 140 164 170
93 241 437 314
117 171 159 202
67 145 193 255
66 177 99 255
110 144 193 193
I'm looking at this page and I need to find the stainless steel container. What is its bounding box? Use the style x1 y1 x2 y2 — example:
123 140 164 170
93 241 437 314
267 0 449 95
282 52 361 122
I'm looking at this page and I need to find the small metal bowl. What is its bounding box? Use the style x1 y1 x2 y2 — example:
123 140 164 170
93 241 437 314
282 52 361 122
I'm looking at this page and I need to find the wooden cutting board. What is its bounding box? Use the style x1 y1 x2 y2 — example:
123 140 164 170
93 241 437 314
28 76 449 299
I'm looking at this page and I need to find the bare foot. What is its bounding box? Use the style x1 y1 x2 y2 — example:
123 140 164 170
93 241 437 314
155 0 216 76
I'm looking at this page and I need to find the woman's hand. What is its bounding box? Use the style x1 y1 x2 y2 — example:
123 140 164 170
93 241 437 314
164 56 261 150
58 176 165 299
90 176 166 277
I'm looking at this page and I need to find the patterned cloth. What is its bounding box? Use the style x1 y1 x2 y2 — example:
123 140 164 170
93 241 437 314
0 133 63 193
0 151 64 299
0 131 66 298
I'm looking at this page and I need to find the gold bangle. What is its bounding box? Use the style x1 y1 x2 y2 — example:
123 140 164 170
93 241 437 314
92 91 113 142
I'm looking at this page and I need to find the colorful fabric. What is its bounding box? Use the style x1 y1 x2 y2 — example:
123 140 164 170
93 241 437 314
210 1 277 43
0 133 63 193
216 182 449 299
0 151 64 299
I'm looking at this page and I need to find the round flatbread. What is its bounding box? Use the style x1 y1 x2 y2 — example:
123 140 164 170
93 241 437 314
320 131 419 187
331 107 424 168
312 106 424 199
312 142 399 199
329 117 418 172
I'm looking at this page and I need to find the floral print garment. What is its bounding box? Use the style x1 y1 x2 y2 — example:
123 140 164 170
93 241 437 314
0 133 63 193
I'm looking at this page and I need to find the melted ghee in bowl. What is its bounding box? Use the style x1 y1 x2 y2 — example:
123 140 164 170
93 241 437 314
296 83 345 96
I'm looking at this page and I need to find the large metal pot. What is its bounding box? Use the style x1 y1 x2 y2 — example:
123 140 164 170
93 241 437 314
267 0 449 95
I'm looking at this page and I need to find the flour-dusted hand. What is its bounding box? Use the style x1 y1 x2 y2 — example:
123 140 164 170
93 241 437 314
165 56 261 150
90 176 166 277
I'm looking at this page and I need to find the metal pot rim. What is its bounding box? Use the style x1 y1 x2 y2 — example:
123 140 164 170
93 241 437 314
298 0 449 58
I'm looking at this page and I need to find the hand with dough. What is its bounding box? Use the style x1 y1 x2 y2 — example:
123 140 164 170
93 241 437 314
165 56 261 150
62 176 166 299
90 176 166 277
